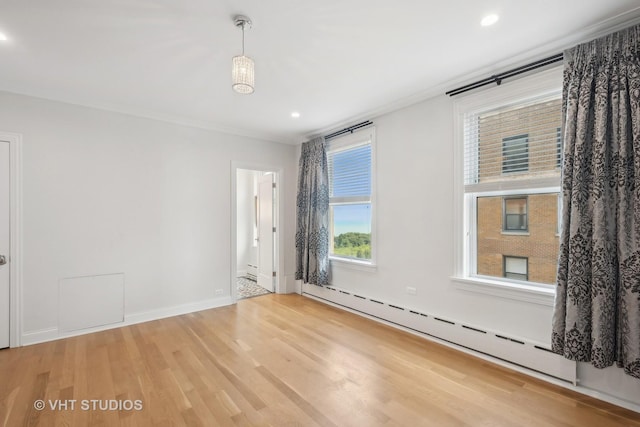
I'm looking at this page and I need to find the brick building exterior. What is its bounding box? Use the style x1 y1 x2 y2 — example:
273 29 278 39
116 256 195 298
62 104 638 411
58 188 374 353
477 194 559 283
475 98 561 284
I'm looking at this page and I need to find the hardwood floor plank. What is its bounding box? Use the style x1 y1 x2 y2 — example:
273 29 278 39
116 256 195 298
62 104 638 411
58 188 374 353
255 365 338 427
1 294 639 426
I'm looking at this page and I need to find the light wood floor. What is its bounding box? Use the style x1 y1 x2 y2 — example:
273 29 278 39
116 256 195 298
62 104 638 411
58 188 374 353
1 294 639 426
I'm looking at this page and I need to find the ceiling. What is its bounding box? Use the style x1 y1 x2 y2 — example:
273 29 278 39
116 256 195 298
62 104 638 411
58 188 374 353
1 1 640 144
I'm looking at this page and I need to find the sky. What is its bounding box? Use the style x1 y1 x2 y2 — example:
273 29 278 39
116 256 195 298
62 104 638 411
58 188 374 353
333 204 371 236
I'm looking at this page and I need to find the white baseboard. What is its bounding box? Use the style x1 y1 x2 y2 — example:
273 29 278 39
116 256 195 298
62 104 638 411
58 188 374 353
20 296 233 346
125 297 232 325
21 327 59 346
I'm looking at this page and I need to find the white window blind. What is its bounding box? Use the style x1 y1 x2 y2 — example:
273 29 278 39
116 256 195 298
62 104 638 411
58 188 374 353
464 94 562 191
327 142 371 203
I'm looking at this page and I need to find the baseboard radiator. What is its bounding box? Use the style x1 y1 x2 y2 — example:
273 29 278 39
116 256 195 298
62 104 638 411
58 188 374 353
302 283 576 384
246 263 258 280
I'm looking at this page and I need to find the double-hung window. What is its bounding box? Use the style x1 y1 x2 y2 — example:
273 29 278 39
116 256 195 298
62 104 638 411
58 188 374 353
455 69 562 290
326 128 375 264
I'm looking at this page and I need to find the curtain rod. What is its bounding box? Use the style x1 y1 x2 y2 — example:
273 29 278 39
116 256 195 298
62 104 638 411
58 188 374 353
324 120 373 140
445 53 564 97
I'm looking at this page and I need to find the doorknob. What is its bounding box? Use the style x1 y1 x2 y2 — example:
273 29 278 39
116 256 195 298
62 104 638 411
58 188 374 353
0 255 6 266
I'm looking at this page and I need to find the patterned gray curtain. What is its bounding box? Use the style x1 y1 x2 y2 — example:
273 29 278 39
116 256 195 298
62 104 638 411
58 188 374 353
295 137 330 285
552 24 640 378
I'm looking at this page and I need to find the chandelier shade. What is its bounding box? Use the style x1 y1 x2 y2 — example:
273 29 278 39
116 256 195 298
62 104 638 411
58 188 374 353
232 54 255 94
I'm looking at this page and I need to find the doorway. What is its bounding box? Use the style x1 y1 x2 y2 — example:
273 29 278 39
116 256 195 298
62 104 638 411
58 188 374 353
233 167 279 300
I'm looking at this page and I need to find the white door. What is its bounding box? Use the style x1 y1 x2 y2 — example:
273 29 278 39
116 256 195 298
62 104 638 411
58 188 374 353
257 174 274 292
0 141 10 348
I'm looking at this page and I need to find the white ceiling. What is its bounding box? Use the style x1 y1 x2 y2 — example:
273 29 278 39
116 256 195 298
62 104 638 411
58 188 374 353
1 1 640 143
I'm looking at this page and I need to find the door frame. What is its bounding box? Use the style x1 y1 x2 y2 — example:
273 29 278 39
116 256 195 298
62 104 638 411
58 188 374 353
1 132 22 348
230 161 283 303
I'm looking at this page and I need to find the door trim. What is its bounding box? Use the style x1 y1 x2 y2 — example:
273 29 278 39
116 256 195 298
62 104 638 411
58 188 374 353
0 132 22 347
231 161 283 303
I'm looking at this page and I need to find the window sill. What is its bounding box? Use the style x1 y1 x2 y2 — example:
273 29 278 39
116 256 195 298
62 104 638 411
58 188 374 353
501 231 530 236
451 276 555 306
329 256 377 272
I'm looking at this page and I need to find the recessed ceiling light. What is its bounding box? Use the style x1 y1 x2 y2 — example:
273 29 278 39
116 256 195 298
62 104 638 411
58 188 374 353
291 112 300 118
481 14 499 27
0 33 8 41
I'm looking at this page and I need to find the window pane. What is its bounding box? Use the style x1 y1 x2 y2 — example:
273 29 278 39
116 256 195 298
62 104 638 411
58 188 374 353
505 214 527 230
328 144 372 198
466 96 562 186
331 204 371 260
505 257 527 274
477 193 559 284
505 198 526 214
504 198 527 231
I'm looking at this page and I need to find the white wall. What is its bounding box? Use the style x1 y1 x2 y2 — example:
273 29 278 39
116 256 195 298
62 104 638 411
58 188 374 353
323 93 640 407
0 91 297 341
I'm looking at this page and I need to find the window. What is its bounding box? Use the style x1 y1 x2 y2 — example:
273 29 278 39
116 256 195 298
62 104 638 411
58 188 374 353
456 69 562 290
503 197 527 231
327 129 375 263
502 134 529 173
504 256 528 281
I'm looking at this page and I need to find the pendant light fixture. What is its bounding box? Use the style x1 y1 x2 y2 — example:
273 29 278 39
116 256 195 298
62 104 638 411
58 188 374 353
232 15 254 94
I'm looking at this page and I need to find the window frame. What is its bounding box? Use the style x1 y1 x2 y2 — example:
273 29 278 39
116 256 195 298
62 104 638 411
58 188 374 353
452 67 562 305
326 127 377 268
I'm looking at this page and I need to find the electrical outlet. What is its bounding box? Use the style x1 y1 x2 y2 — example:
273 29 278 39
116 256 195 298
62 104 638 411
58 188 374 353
406 286 417 295
215 289 224 296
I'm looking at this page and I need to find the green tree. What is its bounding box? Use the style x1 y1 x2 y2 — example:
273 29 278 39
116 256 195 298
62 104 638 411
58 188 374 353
333 232 371 259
